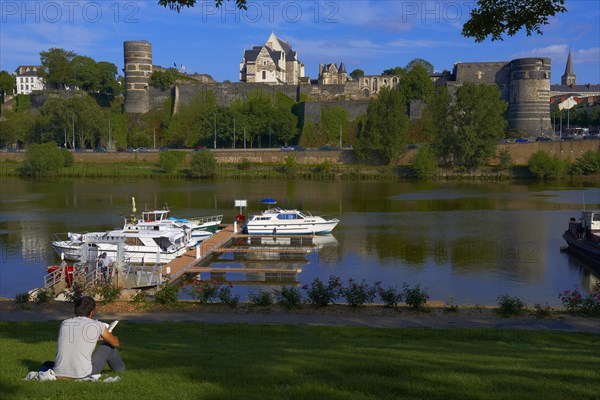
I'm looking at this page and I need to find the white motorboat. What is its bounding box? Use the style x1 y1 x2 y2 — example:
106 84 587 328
126 209 221 241
244 200 339 235
51 226 192 264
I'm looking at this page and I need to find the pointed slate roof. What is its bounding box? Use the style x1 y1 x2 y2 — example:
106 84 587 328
564 49 574 76
339 62 347 73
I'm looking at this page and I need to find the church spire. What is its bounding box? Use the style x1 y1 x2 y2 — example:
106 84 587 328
561 48 576 85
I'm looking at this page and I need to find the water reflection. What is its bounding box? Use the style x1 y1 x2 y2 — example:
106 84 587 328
0 178 599 305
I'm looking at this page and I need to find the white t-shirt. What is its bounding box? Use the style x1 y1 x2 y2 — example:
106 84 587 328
54 316 105 378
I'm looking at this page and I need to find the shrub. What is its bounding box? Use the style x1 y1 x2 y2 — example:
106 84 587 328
528 150 567 180
159 150 186 173
248 289 274 306
131 290 147 303
154 278 179 304
15 292 29 304
61 148 74 167
340 278 378 307
533 303 552 318
98 284 122 304
569 149 600 176
20 142 65 177
279 156 297 177
189 150 217 178
187 280 220 303
237 158 252 171
410 145 438 179
303 275 342 307
496 294 526 316
497 148 512 170
62 279 86 303
34 287 55 304
218 285 239 307
402 284 429 310
558 288 600 315
274 286 303 310
378 286 403 308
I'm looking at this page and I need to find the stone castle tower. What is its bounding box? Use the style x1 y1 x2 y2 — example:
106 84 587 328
124 40 152 113
507 58 552 135
561 49 576 85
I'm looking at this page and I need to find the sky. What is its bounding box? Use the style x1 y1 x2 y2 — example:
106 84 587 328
1 0 599 84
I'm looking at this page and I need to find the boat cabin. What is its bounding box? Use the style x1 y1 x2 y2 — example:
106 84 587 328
142 210 170 222
582 211 600 233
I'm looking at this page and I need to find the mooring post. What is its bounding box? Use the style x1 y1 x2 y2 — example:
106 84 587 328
196 243 200 259
234 221 238 233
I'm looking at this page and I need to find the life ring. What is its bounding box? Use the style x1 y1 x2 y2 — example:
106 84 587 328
235 214 246 222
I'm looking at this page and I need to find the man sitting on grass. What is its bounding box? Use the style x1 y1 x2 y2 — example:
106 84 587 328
53 296 125 379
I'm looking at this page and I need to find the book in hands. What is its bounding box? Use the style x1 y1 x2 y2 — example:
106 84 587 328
105 320 119 333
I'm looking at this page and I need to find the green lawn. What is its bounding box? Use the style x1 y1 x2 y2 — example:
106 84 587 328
1 322 599 400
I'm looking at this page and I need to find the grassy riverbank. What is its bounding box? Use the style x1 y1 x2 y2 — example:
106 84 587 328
1 321 599 400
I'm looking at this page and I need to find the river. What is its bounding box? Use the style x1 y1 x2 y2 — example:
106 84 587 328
0 178 598 306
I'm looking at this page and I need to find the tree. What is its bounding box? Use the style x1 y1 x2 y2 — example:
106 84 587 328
432 83 507 169
189 150 217 178
159 0 247 12
97 62 120 95
159 150 187 172
349 69 365 81
39 48 77 89
149 70 177 90
406 64 434 102
462 0 567 42
0 70 16 96
382 67 405 76
410 145 438 179
528 150 566 179
72 55 99 92
320 106 349 146
0 110 36 147
354 87 409 164
405 58 434 74
20 142 65 177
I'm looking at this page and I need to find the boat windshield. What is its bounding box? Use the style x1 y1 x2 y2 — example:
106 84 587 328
277 213 303 220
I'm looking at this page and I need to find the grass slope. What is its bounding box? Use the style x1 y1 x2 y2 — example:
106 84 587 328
1 322 599 400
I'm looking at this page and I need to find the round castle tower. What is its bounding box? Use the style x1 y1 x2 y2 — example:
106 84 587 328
124 40 152 114
508 58 552 135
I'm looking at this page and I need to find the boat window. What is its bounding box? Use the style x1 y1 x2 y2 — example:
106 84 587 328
277 214 296 220
594 214 600 221
125 237 144 246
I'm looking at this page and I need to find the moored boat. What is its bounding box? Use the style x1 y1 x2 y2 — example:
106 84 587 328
244 199 339 235
562 211 600 266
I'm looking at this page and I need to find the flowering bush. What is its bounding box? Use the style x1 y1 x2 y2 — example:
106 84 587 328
559 288 600 315
303 275 342 307
249 289 274 306
402 284 429 310
496 294 526 315
340 278 378 307
274 286 303 309
188 280 220 303
378 286 404 308
218 285 239 307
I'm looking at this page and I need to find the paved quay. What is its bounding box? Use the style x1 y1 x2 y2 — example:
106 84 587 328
1 309 599 334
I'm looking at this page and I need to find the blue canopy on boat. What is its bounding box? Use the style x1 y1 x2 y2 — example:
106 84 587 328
169 217 190 223
261 198 277 205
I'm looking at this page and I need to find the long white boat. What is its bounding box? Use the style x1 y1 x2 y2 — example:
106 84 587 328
51 226 191 264
127 209 222 241
244 203 339 235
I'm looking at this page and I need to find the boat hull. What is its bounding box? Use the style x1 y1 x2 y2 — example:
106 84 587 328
51 241 186 264
562 230 600 266
245 221 339 235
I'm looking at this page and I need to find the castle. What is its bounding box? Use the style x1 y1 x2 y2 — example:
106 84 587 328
123 36 599 136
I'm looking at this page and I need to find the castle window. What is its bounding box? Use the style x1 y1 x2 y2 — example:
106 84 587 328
262 71 266 80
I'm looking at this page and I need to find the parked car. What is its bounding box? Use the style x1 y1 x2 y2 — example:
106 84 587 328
116 147 127 153
159 147 171 152
127 148 135 152
93 147 107 152
280 146 294 151
74 148 85 152
319 145 334 151
515 138 529 143
407 144 420 149
293 146 306 152
584 133 599 140
136 147 150 153
194 145 206 151
535 136 552 142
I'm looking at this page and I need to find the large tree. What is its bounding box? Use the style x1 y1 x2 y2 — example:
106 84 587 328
0 70 16 96
433 83 507 169
39 48 77 89
405 59 434 74
463 0 567 42
349 69 364 81
353 87 409 164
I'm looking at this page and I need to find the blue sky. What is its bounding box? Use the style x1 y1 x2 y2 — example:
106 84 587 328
1 0 599 84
